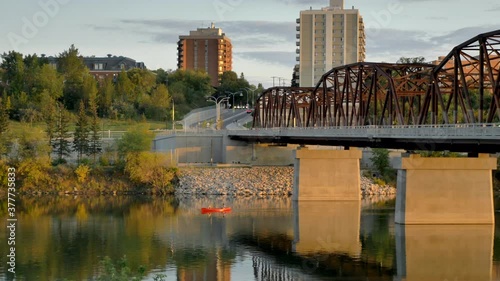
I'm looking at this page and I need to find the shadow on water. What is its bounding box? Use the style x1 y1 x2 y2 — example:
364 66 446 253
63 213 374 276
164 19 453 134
1 195 500 280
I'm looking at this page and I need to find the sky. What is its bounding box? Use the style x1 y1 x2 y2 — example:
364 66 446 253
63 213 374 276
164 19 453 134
1 0 499 88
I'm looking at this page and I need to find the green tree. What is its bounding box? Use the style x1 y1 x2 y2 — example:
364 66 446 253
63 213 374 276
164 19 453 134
371 149 390 176
370 148 396 185
40 91 58 159
58 45 88 110
35 64 64 100
52 105 72 163
168 69 214 117
117 126 154 159
0 101 10 156
254 83 265 104
154 68 169 85
19 106 41 126
128 68 156 104
0 51 25 95
82 73 98 104
97 76 114 117
145 84 171 120
73 100 90 163
115 70 134 102
16 125 50 160
87 98 102 165
22 54 44 97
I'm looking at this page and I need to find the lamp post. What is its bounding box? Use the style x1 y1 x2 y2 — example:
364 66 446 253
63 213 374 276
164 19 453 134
241 87 254 108
226 91 243 112
207 96 229 130
171 98 175 131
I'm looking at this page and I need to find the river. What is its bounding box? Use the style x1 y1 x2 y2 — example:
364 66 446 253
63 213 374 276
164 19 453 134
0 195 499 280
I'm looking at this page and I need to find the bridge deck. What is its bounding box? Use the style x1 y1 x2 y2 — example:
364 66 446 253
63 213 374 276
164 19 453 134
228 124 500 153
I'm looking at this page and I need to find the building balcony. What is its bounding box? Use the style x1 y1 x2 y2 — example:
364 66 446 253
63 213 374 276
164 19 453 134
296 18 300 24
296 34 300 39
296 41 300 46
296 56 300 61
296 48 300 54
296 26 300 31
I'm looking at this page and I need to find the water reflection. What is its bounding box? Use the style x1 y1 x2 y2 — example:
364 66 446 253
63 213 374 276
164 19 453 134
293 201 361 256
396 224 494 281
0 196 499 280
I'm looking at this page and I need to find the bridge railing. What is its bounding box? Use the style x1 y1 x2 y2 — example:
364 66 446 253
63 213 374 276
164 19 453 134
238 123 500 139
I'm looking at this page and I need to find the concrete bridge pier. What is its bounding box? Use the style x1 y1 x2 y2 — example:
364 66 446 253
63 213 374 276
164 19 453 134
395 154 496 224
293 147 362 201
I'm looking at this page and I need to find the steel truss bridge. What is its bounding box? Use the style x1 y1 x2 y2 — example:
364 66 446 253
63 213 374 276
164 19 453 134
229 30 500 153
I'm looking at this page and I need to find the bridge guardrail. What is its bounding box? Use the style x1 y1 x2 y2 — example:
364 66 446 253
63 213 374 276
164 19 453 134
231 123 500 140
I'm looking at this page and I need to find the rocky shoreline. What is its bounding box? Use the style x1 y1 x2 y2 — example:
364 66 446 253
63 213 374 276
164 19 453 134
175 167 396 197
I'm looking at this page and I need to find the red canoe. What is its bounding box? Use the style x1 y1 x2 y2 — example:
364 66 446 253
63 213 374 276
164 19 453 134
201 207 232 214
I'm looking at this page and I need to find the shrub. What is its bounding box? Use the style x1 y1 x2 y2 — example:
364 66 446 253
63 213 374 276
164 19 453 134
370 148 396 186
75 164 91 183
117 126 154 159
17 157 52 190
373 177 387 186
125 152 177 194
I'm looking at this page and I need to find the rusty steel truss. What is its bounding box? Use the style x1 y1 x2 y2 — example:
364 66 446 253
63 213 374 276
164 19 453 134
253 30 500 128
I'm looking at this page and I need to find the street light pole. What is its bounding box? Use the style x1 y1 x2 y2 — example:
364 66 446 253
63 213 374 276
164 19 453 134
226 91 243 113
241 87 255 108
171 98 175 131
207 96 229 129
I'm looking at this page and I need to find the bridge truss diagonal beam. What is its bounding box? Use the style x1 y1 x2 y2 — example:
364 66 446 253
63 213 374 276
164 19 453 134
253 30 500 128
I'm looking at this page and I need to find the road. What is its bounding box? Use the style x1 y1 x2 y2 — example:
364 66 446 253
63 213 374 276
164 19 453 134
181 107 253 130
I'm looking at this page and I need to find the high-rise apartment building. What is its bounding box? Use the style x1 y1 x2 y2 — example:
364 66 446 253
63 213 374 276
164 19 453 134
177 23 232 86
296 0 365 87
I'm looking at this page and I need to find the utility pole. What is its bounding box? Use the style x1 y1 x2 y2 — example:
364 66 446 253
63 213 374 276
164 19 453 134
171 98 175 131
271 76 279 87
279 77 286 87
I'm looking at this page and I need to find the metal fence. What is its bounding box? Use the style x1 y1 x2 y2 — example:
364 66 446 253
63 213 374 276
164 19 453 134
232 123 500 140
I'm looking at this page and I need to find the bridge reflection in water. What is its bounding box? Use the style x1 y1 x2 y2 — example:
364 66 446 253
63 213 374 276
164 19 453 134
396 224 494 281
3 196 497 280
293 201 361 257
230 196 495 281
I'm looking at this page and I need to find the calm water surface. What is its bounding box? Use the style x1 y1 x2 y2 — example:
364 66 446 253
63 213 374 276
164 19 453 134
1 195 500 280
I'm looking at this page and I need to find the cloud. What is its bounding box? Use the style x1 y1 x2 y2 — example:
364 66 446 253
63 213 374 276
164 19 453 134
218 21 296 49
431 25 500 45
487 6 500 11
365 25 500 63
90 18 296 49
366 28 435 60
235 51 296 67
89 18 298 68
426 16 447 20
275 0 326 6
397 0 450 2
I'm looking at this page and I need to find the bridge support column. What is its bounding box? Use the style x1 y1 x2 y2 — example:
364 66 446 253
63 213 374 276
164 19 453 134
395 154 496 224
293 147 362 201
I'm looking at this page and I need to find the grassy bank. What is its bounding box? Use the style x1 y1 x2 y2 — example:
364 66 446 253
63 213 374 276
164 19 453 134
1 163 178 196
9 118 171 136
